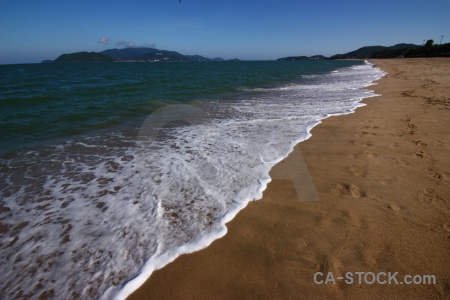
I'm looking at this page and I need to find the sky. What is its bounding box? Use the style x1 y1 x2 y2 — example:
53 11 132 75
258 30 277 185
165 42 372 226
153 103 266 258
1 0 449 64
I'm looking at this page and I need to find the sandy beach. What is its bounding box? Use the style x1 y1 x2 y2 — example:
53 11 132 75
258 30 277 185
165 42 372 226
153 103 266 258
128 58 450 299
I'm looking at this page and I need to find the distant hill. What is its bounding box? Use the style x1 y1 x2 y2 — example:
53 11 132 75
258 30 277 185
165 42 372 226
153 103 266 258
54 52 115 62
101 48 186 61
51 42 450 64
331 42 450 59
52 47 225 63
372 42 450 58
101 48 157 60
277 55 328 61
331 43 420 59
184 55 214 61
276 42 450 61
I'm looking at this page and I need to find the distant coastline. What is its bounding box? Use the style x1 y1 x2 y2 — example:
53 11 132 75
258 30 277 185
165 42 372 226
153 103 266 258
277 41 450 61
45 41 450 63
50 48 231 63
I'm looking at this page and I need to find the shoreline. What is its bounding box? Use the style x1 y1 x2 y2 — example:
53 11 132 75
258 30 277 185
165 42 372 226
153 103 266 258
128 58 450 299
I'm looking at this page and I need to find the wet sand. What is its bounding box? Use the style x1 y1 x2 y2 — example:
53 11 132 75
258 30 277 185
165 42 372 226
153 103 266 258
128 58 450 299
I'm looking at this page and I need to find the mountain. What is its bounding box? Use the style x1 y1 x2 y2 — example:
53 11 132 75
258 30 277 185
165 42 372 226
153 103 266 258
101 48 187 61
53 52 116 62
51 47 225 63
186 55 226 61
277 55 328 61
276 43 446 61
331 43 420 59
101 48 159 60
52 42 449 64
372 42 450 58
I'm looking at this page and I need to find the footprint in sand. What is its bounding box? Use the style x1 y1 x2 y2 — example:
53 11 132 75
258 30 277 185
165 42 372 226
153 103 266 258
425 168 443 180
363 131 376 136
357 125 379 130
414 151 431 159
335 183 366 198
418 188 448 209
402 91 414 97
407 123 417 130
349 166 366 177
350 185 366 198
387 203 402 212
412 140 427 146
415 151 424 158
419 188 436 202
390 156 410 166
392 131 409 137
442 172 450 183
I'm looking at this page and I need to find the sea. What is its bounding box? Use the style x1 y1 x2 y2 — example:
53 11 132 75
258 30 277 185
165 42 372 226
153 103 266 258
0 60 384 299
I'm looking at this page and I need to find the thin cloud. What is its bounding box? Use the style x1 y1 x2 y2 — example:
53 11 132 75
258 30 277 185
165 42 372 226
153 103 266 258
97 36 111 45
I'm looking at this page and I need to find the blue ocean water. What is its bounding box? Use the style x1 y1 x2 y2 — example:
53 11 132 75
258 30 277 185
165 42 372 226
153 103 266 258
1 61 351 153
0 60 384 299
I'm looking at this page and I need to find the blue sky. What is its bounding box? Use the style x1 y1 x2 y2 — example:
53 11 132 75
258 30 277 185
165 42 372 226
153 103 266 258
1 0 449 64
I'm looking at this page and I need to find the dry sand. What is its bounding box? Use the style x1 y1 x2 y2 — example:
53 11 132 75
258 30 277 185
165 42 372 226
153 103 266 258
128 58 450 299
